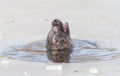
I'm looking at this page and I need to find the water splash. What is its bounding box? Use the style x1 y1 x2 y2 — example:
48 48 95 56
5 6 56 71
2 40 120 63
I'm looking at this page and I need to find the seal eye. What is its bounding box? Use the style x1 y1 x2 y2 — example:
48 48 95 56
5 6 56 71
60 28 62 31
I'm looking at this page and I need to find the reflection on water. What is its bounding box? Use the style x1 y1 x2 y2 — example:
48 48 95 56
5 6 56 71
47 49 71 63
2 40 120 63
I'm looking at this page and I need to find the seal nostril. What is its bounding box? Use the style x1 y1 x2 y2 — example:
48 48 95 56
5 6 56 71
54 20 57 22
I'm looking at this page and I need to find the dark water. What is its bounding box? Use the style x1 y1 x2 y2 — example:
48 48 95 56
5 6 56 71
2 40 120 63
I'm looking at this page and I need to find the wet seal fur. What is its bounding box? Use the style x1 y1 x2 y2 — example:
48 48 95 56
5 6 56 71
46 19 73 63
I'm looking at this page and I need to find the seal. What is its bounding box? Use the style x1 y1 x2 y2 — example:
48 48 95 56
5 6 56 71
63 22 73 52
46 19 73 63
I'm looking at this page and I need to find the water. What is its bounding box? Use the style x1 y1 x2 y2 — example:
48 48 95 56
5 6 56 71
2 39 120 63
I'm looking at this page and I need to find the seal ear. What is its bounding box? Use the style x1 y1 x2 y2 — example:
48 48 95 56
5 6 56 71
60 27 63 32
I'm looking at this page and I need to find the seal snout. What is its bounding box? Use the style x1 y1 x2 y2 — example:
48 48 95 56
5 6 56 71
52 19 57 26
54 19 57 22
52 19 62 26
52 19 59 23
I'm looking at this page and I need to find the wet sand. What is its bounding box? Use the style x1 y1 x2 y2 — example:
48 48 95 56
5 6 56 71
1 58 120 76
